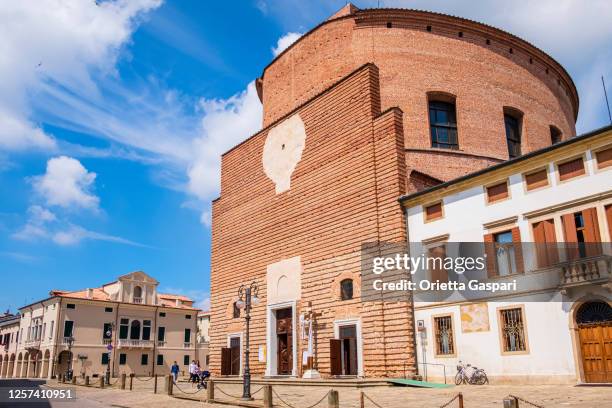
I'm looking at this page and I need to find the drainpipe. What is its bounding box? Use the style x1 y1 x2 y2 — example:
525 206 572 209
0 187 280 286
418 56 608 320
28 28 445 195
404 206 419 378
51 297 63 378
152 305 158 377
112 302 119 378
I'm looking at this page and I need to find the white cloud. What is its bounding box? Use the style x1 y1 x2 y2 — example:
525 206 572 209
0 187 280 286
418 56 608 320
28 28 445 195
0 0 162 151
51 224 150 247
13 205 148 247
33 156 99 211
187 81 263 223
271 32 302 56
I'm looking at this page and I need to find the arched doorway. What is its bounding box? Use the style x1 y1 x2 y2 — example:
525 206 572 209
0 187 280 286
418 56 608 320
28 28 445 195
56 350 71 378
576 301 612 383
42 350 50 378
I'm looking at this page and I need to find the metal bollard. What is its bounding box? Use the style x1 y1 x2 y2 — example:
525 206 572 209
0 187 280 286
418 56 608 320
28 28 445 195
328 389 339 408
360 391 365 408
207 380 214 402
154 374 158 394
167 374 173 395
263 385 273 408
503 396 519 408
458 392 464 408
99 376 105 388
129 373 134 390
71 376 76 385
85 376 89 386
121 373 126 390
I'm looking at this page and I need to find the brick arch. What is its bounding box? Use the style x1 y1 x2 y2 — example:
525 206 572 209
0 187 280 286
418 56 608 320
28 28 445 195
426 90 457 104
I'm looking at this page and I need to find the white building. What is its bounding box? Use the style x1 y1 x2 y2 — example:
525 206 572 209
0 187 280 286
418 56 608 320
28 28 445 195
400 126 612 384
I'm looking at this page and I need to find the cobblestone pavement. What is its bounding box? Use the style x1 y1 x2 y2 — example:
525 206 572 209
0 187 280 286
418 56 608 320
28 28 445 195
43 378 612 408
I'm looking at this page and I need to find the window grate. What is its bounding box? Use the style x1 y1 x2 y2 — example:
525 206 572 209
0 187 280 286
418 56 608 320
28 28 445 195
434 316 454 355
500 308 526 352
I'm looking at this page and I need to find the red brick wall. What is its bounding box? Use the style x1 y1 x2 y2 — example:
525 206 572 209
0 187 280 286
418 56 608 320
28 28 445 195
260 9 577 184
211 64 414 377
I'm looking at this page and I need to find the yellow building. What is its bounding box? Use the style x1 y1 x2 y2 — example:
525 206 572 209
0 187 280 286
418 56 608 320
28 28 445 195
0 271 208 379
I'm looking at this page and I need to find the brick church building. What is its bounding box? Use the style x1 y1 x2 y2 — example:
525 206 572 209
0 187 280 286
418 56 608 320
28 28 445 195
209 4 578 379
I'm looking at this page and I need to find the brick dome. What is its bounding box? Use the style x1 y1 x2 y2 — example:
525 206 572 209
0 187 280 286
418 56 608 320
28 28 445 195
256 5 578 184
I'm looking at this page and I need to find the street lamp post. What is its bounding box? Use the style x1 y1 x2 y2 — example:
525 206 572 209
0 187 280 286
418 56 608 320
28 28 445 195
65 336 74 381
236 282 259 401
105 323 115 385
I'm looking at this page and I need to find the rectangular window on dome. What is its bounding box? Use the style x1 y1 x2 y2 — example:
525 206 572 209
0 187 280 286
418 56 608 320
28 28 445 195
429 101 458 149
524 168 549 191
486 181 509 203
504 114 521 158
557 157 585 181
595 146 612 169
425 202 443 221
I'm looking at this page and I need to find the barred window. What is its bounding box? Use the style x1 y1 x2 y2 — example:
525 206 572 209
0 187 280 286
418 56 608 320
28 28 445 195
499 308 527 352
434 315 455 356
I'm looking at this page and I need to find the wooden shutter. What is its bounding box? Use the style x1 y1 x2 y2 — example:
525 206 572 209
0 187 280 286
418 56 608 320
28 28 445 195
220 347 231 375
428 245 448 283
525 169 548 191
562 213 580 261
511 227 524 273
558 158 585 181
582 208 602 256
484 233 497 277
596 147 612 169
606 205 612 241
330 339 342 376
486 182 509 203
425 202 443 221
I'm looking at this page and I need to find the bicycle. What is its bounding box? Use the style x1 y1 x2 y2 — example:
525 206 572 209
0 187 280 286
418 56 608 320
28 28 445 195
455 360 488 385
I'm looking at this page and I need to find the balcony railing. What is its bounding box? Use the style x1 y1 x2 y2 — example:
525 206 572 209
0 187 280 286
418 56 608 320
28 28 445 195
61 337 74 346
117 339 153 348
133 297 143 304
560 255 611 288
157 340 166 347
102 339 112 346
183 342 192 349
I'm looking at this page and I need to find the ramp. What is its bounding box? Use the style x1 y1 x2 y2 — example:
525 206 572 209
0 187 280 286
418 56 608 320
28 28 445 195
387 379 453 388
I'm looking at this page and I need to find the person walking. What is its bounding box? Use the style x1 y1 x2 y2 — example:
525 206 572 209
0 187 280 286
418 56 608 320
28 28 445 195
188 360 197 383
171 361 180 383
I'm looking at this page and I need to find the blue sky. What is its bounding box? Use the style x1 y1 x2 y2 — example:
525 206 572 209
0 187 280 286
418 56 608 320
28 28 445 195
1 0 611 312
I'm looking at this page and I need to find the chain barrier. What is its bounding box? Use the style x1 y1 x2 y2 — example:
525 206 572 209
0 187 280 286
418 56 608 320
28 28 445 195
134 375 155 382
508 394 545 408
362 392 385 408
439 393 460 408
251 386 264 396
214 384 246 399
108 377 120 386
272 388 330 408
173 381 205 395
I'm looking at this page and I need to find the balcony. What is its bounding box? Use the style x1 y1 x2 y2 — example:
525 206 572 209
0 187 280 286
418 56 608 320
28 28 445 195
61 337 74 346
559 255 611 290
24 338 41 351
183 342 193 349
117 339 153 349
132 297 143 304
102 339 112 346
157 340 166 348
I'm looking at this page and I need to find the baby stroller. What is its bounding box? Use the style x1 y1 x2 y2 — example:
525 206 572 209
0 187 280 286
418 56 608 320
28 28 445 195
197 370 211 389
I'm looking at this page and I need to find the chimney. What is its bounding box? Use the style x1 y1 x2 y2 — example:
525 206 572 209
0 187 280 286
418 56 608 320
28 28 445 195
86 288 93 299
175 299 181 307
